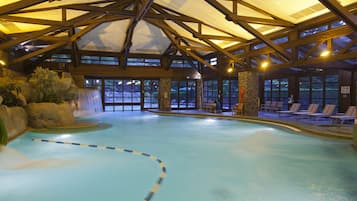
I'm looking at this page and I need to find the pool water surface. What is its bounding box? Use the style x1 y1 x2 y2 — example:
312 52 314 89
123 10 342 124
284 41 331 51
1 112 357 201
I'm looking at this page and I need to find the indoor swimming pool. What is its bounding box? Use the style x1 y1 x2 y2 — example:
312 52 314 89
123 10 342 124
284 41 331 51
1 112 357 201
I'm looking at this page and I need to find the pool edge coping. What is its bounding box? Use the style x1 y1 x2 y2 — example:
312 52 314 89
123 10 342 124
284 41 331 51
149 110 353 140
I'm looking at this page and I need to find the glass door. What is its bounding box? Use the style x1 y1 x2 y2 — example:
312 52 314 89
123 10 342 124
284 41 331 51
143 80 159 109
104 79 141 111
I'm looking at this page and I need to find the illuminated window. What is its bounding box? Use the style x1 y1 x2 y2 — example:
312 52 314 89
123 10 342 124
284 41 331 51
127 58 160 66
171 59 198 68
46 54 71 63
81 55 119 65
300 24 328 38
209 57 217 66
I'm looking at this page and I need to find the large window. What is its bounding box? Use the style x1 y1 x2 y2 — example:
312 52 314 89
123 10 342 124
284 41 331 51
299 77 311 110
171 80 196 109
298 75 339 111
171 59 199 68
143 80 159 109
222 80 238 110
84 78 102 91
127 58 160 66
325 75 339 108
264 78 289 110
311 76 324 110
300 24 328 38
46 54 72 63
81 55 119 65
104 79 141 112
209 57 217 66
203 80 218 104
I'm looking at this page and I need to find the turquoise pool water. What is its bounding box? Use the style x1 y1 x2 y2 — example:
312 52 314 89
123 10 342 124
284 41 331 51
1 112 357 201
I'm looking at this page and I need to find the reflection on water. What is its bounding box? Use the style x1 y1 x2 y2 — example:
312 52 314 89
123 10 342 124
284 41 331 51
0 145 74 170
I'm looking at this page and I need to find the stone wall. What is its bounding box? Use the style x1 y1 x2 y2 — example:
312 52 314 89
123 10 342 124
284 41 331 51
238 71 259 116
159 78 171 111
0 106 27 140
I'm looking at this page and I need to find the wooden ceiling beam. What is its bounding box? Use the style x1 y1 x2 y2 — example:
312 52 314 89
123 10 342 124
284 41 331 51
0 15 62 26
199 35 242 41
0 30 10 40
205 0 291 62
235 16 294 27
0 0 48 16
0 2 121 50
163 44 176 56
11 22 101 65
271 50 357 69
37 36 68 42
174 20 242 62
0 26 61 50
63 4 200 22
179 45 214 51
236 0 294 26
225 2 357 52
146 18 217 71
152 4 245 65
121 0 154 69
11 0 116 14
235 25 354 60
319 0 357 32
152 3 247 42
301 40 325 61
339 36 357 54
75 15 130 26
165 31 216 71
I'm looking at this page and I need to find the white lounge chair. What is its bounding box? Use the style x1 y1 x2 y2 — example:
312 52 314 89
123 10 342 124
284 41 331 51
293 104 319 116
278 103 301 115
261 101 272 111
308 104 336 119
330 106 356 124
271 101 283 112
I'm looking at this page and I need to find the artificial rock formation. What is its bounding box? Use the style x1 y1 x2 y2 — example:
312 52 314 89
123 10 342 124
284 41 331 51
26 102 74 128
0 106 28 139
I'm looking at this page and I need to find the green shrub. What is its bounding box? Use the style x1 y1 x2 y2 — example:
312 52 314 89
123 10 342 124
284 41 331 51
0 118 8 145
29 67 66 103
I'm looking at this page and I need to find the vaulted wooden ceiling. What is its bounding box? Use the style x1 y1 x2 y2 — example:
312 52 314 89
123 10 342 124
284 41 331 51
0 0 356 71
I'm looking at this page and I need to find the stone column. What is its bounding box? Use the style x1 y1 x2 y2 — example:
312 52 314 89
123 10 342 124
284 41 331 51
159 78 171 111
196 79 203 110
238 71 259 116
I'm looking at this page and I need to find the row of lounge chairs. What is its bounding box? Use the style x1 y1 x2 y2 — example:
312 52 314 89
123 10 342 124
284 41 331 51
261 101 283 112
277 103 356 124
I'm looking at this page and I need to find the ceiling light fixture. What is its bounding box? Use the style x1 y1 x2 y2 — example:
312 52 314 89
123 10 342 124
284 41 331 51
227 67 233 73
260 61 269 69
0 60 6 66
320 50 331 57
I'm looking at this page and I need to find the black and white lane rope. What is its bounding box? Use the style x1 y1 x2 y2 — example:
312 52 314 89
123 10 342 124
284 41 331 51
32 138 166 201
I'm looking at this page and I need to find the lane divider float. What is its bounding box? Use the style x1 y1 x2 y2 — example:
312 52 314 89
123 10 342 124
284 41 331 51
32 138 166 201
